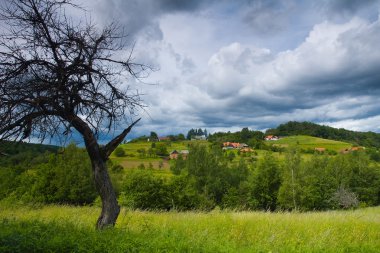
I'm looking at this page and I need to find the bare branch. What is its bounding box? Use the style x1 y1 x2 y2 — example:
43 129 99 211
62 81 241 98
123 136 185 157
102 118 141 159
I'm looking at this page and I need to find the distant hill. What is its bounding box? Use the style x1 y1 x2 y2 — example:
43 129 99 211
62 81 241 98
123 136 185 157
266 135 352 152
0 140 59 156
266 121 380 148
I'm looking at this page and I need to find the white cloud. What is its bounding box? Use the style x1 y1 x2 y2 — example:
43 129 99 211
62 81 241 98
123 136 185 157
74 1 380 136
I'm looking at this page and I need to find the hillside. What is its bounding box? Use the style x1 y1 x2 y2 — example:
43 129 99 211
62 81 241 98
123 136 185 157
266 121 380 148
266 135 353 152
0 140 59 156
0 140 60 167
110 140 208 172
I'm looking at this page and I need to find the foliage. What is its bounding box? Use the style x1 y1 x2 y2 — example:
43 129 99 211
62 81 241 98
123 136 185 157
250 152 281 210
155 143 169 156
114 147 126 157
1 140 380 212
0 144 97 205
149 132 159 141
186 128 208 140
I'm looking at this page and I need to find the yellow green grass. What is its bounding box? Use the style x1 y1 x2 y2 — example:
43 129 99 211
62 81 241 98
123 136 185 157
0 204 379 252
267 135 352 151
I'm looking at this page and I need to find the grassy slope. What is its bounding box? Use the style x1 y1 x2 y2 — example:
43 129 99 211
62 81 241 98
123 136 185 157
0 204 379 252
266 135 353 151
111 137 352 170
110 140 207 169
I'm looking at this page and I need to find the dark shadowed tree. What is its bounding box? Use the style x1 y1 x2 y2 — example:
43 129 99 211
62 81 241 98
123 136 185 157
0 0 150 229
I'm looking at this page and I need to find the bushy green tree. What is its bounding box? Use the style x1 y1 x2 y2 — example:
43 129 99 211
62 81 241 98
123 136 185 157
114 147 125 157
119 170 171 210
277 148 302 210
251 153 281 210
13 144 97 205
155 143 168 156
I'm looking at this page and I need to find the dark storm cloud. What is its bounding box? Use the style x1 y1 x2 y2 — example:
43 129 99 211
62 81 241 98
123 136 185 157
242 0 292 34
326 0 379 14
93 0 215 40
158 0 205 12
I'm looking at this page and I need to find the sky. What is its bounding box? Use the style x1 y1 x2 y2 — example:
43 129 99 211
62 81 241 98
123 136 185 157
76 0 380 138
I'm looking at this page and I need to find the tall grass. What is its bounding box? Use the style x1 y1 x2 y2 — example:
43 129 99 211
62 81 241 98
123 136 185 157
0 204 379 252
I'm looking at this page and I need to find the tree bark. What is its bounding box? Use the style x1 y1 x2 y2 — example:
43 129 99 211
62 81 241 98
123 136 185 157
82 135 118 229
92 157 120 229
84 138 120 229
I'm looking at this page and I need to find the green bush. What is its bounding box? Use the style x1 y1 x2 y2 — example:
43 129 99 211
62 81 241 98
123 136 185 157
114 147 125 157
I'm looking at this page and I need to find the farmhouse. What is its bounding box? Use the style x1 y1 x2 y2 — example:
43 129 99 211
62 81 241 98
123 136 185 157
169 150 189 160
265 135 279 141
222 142 251 151
223 142 240 149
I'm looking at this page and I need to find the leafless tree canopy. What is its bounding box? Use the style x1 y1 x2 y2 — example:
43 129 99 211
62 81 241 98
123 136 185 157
0 0 151 229
0 0 148 142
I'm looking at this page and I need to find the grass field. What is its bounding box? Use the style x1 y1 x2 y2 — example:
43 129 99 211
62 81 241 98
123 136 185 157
266 135 353 152
0 204 379 252
110 140 208 169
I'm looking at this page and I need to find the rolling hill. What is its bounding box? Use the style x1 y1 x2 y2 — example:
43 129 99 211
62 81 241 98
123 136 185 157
266 135 353 152
266 121 380 148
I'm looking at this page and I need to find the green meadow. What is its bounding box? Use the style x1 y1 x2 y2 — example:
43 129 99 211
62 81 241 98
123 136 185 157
0 204 379 252
266 135 353 151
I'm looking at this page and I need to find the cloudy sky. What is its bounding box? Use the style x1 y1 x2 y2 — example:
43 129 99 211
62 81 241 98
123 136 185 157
78 0 380 137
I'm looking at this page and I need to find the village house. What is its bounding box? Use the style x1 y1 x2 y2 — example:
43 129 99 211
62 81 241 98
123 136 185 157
223 142 241 149
265 135 279 141
222 142 250 150
169 150 189 160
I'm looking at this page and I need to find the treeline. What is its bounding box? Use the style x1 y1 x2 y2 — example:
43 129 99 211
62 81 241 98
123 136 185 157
266 121 380 148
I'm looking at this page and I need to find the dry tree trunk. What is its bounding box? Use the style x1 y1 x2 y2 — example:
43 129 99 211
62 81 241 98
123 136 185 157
91 157 120 229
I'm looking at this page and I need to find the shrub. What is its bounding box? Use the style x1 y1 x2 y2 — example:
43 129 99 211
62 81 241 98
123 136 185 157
114 147 125 157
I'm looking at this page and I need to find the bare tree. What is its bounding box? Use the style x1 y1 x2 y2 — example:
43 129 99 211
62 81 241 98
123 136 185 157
330 185 359 209
0 0 149 229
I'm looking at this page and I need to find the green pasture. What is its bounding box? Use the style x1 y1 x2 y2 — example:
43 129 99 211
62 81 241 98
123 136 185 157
266 135 353 152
